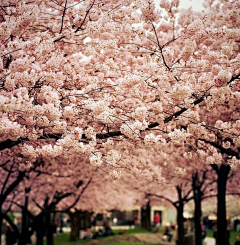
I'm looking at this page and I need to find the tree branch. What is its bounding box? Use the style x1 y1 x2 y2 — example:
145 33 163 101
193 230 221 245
65 177 92 211
199 139 239 159
59 0 68 34
146 193 176 207
0 74 239 151
74 0 96 33
0 171 25 206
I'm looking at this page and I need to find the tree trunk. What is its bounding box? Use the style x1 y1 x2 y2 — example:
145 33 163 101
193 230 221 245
46 212 54 245
141 201 151 231
18 191 30 245
68 210 92 241
0 170 25 245
36 215 45 245
69 211 80 241
216 164 230 245
176 186 185 245
192 173 202 245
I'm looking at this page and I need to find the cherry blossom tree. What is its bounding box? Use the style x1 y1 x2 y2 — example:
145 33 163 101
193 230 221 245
13 155 96 245
0 1 239 245
8 153 139 245
0 148 42 244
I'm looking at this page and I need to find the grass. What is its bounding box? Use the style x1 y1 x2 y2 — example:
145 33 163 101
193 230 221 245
43 233 78 245
99 242 157 245
206 229 240 244
42 228 155 245
39 227 240 245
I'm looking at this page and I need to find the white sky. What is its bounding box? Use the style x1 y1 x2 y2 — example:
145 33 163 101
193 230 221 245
178 0 204 11
154 0 204 11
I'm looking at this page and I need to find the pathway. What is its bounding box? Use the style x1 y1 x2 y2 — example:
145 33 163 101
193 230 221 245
82 233 216 245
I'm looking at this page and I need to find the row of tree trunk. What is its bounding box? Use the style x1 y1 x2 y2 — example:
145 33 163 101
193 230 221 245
143 164 231 245
0 164 231 245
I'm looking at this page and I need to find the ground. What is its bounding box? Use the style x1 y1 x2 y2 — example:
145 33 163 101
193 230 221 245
46 231 217 245
81 233 175 245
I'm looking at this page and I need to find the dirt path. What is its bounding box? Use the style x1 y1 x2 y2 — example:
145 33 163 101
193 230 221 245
81 233 175 245
81 234 142 244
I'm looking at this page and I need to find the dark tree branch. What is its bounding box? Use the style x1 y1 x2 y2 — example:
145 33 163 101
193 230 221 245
1 73 239 154
200 139 239 159
74 0 96 33
151 23 171 71
65 177 92 211
59 0 68 34
0 171 25 206
1 161 15 196
147 193 177 207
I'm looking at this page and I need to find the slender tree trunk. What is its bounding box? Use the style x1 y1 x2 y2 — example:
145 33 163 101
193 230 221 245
141 201 151 231
192 173 202 245
46 212 54 245
216 164 230 245
176 203 185 245
18 195 29 245
176 186 185 245
36 215 45 245
36 229 44 245
0 170 25 244
69 211 80 241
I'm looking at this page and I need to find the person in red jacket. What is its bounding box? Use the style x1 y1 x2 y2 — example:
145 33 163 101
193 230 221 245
153 212 161 232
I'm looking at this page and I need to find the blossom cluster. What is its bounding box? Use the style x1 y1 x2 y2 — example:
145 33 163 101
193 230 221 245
168 129 190 144
0 0 239 185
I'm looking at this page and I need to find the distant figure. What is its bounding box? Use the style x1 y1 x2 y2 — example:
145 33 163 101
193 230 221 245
134 215 140 227
201 224 206 245
92 228 103 239
102 217 113 237
170 222 176 230
59 219 64 233
79 228 92 240
53 219 58 234
153 212 160 232
163 226 173 242
235 236 240 245
66 219 70 228
237 223 240 232
113 217 118 226
91 215 96 231
103 222 114 237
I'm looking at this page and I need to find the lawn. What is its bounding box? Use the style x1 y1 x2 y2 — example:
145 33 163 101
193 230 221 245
206 229 240 244
93 243 155 245
43 234 155 245
40 227 240 245
42 228 156 245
